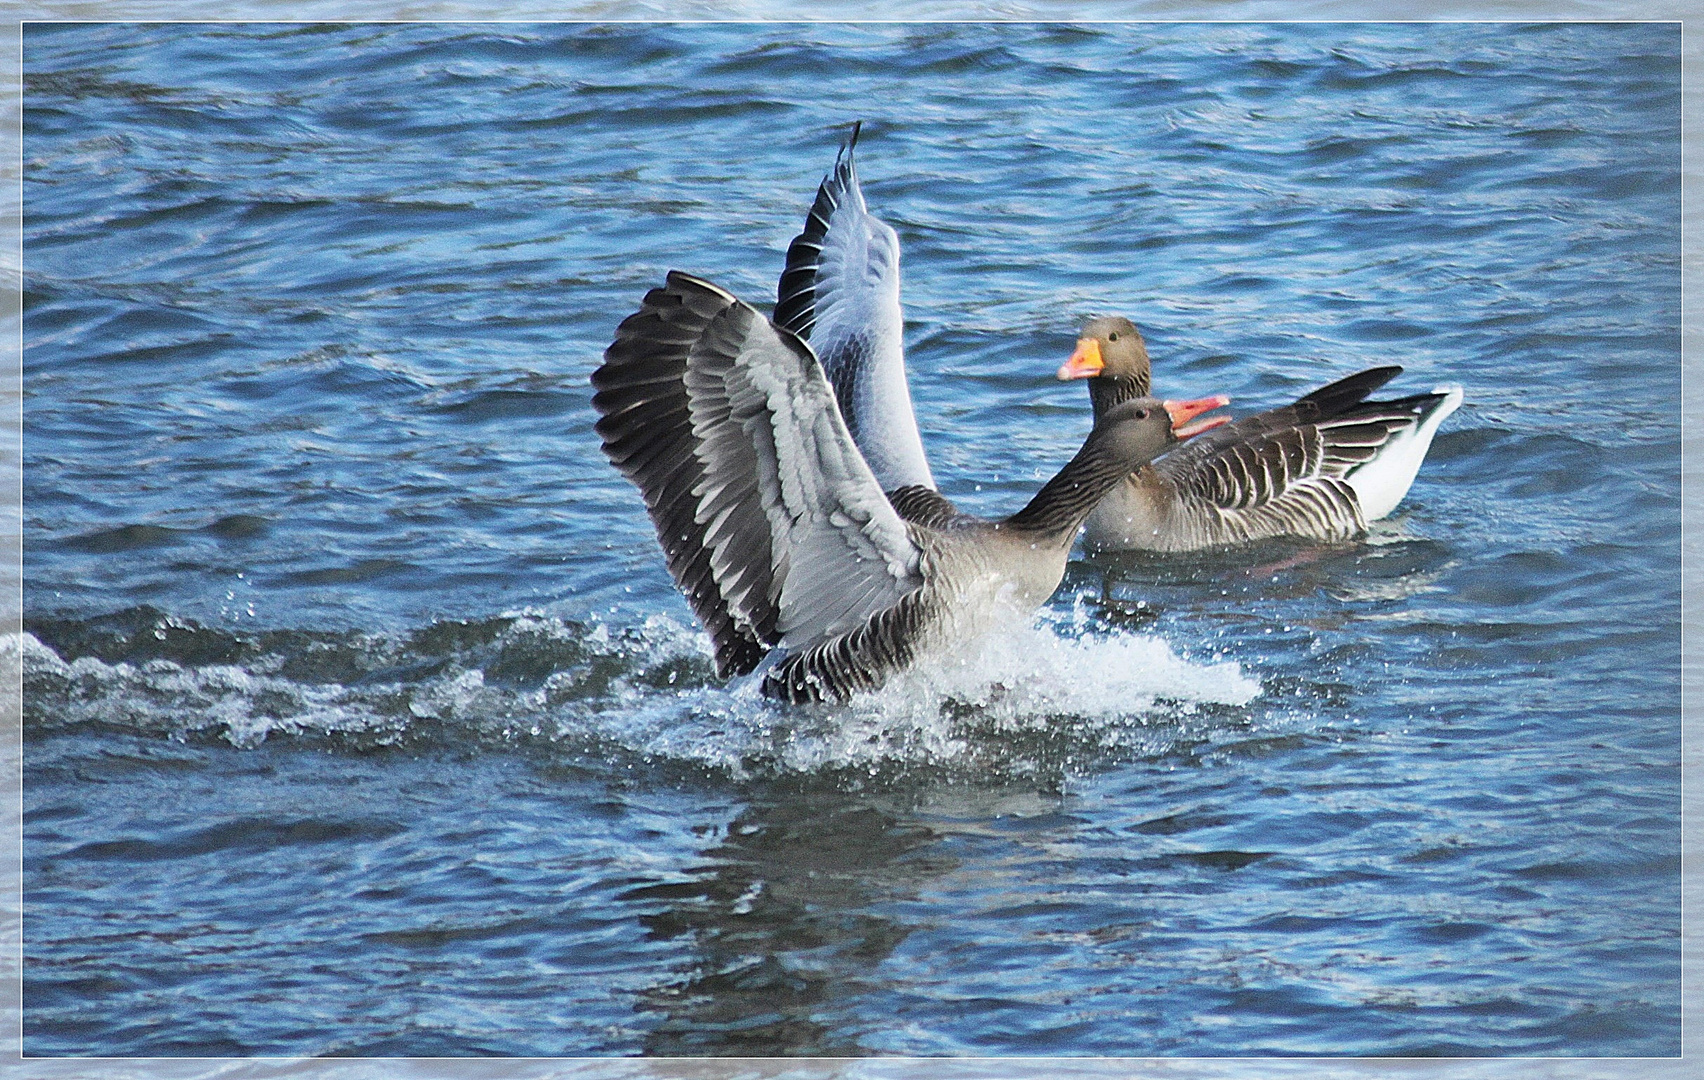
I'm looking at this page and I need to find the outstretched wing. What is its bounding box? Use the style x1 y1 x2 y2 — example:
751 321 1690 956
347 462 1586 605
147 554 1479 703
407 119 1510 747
774 123 935 492
593 271 924 677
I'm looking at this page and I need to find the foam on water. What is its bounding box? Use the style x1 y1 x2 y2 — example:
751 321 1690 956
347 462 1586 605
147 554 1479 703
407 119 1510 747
584 611 1261 777
15 607 1260 777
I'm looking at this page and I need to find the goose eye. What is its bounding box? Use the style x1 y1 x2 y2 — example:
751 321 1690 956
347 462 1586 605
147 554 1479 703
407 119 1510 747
1108 332 1119 342
1133 408 1148 420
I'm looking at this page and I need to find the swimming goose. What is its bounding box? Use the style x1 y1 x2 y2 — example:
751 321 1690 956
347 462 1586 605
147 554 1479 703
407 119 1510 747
773 122 936 496
593 272 1224 702
1058 317 1463 553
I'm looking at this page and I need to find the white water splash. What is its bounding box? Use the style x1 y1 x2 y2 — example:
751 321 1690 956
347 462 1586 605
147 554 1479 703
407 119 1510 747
15 608 1260 776
14 632 396 748
569 611 1260 777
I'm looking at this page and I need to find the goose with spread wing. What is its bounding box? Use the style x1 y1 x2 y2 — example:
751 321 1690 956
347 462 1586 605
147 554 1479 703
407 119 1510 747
1057 317 1463 553
593 272 1224 702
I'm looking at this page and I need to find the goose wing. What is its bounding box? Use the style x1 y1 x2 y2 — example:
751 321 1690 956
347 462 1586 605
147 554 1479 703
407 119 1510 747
774 124 935 491
1156 367 1431 540
593 271 925 678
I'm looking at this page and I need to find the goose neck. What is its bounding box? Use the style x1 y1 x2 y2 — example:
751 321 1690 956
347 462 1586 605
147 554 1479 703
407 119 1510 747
1089 374 1149 419
1004 442 1141 537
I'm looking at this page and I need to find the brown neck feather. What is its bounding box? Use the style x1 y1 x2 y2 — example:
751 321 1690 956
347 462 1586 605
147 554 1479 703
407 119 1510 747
1004 439 1138 536
1089 373 1149 419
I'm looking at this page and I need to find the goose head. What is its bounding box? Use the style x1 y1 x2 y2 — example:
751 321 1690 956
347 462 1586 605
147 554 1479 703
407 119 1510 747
1091 396 1173 469
1059 316 1232 431
1095 395 1231 468
1057 316 1151 389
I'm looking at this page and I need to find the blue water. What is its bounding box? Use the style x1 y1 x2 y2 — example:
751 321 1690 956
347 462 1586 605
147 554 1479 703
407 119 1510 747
20 22 1680 1058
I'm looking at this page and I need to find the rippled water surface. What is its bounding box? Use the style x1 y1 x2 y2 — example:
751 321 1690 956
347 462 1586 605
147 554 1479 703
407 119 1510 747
21 22 1680 1057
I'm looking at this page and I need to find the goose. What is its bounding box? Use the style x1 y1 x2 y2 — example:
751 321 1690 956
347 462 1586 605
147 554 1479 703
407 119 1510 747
1057 317 1464 553
592 271 1227 703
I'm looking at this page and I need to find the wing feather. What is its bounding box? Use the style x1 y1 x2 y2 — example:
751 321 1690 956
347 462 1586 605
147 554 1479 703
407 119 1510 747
774 124 935 491
1154 371 1455 543
593 271 923 677
884 484 962 528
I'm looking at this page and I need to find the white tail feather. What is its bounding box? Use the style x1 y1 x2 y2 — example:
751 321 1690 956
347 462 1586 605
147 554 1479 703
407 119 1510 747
1346 384 1464 521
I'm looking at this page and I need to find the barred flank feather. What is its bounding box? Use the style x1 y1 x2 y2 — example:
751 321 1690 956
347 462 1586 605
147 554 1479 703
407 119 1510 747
1083 365 1462 553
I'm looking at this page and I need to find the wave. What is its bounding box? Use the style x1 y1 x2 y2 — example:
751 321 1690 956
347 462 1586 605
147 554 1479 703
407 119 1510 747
18 605 1260 780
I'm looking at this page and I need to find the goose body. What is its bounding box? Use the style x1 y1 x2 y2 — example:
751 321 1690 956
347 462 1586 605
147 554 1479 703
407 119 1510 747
774 123 935 494
593 272 1199 702
1059 317 1463 553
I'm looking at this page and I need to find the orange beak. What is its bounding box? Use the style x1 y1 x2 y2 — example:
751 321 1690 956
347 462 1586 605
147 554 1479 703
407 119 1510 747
1164 395 1232 438
1056 338 1104 380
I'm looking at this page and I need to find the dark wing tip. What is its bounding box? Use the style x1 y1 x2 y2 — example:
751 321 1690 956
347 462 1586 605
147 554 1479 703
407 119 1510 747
842 119 863 163
1295 365 1404 416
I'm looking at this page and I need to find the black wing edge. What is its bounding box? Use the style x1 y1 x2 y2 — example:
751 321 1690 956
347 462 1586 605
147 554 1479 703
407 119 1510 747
774 120 864 340
591 270 777 679
1294 365 1403 415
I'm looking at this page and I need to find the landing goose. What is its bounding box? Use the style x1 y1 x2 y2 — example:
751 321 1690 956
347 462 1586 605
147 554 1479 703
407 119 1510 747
774 122 936 497
593 272 1223 702
1058 317 1463 553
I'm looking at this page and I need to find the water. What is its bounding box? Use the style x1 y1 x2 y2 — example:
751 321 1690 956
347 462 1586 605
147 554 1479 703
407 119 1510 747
20 22 1680 1058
